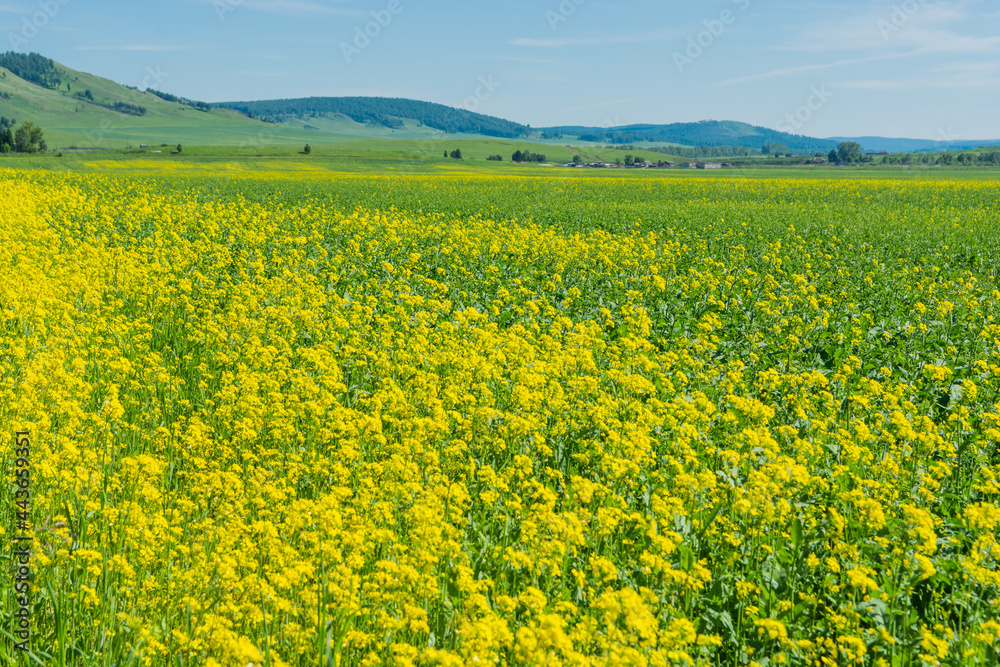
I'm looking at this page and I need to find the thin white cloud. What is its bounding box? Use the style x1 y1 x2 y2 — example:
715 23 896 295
722 2 1000 89
778 1 999 54
838 77 999 89
246 0 360 15
839 60 1000 89
511 29 682 48
193 0 363 17
237 70 294 77
506 73 574 83
932 60 1000 73
473 55 567 65
711 50 926 86
76 45 210 52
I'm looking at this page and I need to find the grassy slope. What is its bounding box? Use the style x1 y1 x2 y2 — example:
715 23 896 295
0 62 695 158
0 62 350 148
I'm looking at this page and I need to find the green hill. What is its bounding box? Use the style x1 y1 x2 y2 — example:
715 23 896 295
0 52 324 149
216 96 531 138
543 120 839 153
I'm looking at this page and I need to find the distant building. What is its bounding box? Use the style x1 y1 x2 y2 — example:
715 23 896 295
698 163 722 169
812 157 825 163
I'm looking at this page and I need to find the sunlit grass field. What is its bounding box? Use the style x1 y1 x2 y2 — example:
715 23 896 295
1 164 999 666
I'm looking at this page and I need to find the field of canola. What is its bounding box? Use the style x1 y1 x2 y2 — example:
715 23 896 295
1 167 999 667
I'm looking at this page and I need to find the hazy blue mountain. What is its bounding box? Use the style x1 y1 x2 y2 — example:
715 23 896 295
826 136 1000 153
543 120 840 153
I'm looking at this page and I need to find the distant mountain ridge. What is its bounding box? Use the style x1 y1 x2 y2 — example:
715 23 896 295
217 97 1000 154
2 52 998 154
543 120 839 153
213 97 841 152
826 136 1000 153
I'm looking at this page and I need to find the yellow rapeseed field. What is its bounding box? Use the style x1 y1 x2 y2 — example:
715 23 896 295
1 167 999 666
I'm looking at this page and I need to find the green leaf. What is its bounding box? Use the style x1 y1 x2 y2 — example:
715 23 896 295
791 518 803 551
679 545 694 572
762 559 787 592
856 598 888 629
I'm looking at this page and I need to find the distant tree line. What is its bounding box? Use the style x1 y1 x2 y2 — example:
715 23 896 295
0 52 62 89
0 117 46 153
369 116 404 129
628 144 762 159
486 154 503 161
71 88 147 116
881 151 1000 166
105 101 146 116
146 88 211 112
231 108 281 124
924 151 1000 165
761 143 794 157
512 149 546 163
214 97 532 138
823 142 1000 166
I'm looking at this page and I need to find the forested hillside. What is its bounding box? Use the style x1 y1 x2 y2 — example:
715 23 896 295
545 120 839 153
215 97 532 138
0 52 61 89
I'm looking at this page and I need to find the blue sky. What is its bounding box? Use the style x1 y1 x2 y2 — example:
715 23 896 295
3 0 998 139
